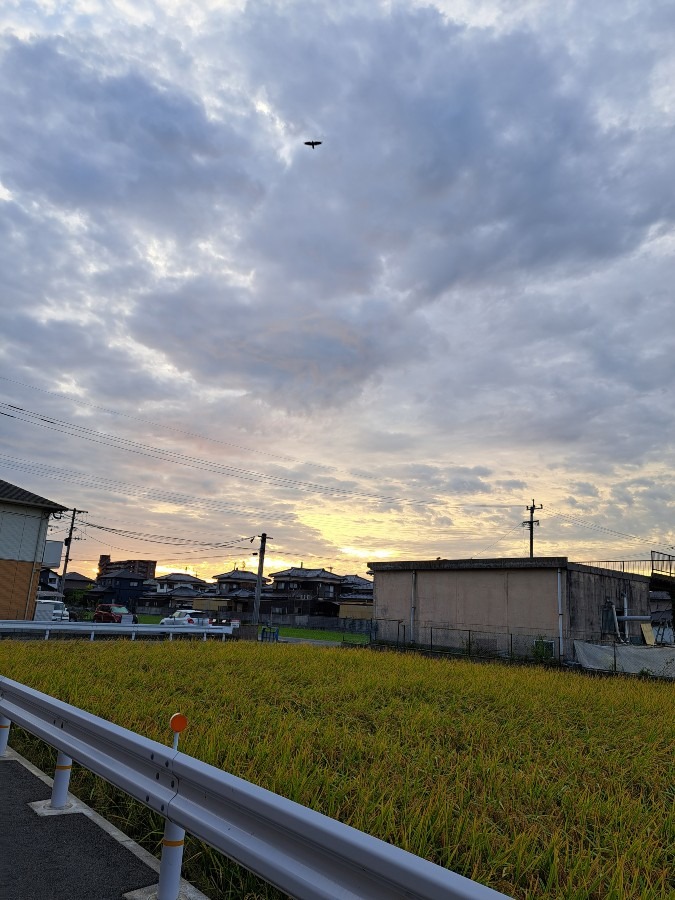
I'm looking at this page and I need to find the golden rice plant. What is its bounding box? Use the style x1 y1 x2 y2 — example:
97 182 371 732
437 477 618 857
1 641 673 899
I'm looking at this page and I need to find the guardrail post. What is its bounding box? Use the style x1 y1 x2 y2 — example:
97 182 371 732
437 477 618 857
157 818 186 900
50 750 73 809
0 716 10 755
157 712 188 900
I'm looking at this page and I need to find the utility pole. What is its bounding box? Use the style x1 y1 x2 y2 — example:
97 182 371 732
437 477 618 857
522 499 542 558
252 533 271 625
60 508 87 597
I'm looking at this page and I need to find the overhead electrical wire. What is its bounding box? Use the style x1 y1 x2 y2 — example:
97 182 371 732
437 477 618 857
0 455 284 519
0 375 504 486
6 391 672 561
0 375 313 467
80 521 254 548
0 401 525 509
546 507 673 552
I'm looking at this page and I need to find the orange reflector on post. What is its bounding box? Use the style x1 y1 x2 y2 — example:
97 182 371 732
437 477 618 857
170 713 188 733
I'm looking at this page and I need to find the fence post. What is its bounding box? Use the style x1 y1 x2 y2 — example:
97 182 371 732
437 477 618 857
430 627 433 653
0 716 10 755
468 630 472 657
510 633 513 660
50 750 73 809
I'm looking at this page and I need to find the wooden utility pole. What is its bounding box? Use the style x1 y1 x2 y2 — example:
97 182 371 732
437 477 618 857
522 500 542 558
60 508 87 596
252 532 271 625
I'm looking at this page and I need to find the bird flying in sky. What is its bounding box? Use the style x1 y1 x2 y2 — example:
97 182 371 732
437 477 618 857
304 141 322 149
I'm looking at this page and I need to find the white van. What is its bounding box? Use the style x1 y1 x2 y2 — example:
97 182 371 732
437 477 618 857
33 599 70 622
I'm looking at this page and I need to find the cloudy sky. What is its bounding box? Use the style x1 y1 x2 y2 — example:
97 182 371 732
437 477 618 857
1 0 675 581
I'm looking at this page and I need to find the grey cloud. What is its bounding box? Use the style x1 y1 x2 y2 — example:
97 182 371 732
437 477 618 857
1 1 675 572
0 35 263 238
126 275 435 409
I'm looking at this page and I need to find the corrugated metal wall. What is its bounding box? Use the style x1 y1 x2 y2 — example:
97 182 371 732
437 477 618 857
0 505 45 562
0 503 50 619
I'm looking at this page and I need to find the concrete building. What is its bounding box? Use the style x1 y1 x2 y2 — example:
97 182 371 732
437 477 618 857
367 557 652 661
0 480 67 619
97 555 156 580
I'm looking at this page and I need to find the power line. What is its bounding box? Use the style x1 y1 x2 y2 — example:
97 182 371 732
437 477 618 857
0 375 315 467
81 521 254 548
0 401 529 509
1 403 459 505
547 507 673 551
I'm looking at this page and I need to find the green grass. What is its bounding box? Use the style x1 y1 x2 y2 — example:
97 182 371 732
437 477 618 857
276 625 367 642
137 614 162 624
1 641 673 900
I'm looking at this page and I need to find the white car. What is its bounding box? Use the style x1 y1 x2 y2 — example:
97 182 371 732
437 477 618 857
159 609 213 626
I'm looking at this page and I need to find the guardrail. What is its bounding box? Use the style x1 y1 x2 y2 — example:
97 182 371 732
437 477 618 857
0 676 510 900
0 621 233 641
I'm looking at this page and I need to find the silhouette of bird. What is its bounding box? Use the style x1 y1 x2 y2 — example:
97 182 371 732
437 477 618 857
304 141 322 149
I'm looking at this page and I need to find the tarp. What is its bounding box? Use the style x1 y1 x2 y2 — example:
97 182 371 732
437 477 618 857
574 641 675 678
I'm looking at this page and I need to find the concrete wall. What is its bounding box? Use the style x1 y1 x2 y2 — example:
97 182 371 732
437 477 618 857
375 567 559 639
338 603 373 620
567 566 651 641
373 563 651 654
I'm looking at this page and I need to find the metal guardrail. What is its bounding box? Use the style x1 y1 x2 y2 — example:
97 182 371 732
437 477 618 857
0 621 233 640
0 676 510 900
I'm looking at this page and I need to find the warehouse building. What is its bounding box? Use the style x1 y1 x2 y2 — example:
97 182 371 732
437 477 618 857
367 557 652 661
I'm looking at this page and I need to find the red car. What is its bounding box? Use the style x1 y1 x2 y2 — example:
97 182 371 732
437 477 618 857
92 604 138 624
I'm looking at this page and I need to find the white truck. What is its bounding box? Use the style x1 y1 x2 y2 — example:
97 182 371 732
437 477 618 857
33 599 70 622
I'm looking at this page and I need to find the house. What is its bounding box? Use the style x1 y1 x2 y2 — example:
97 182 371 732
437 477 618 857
268 567 344 616
62 571 97 606
209 568 270 616
0 479 67 619
137 572 214 612
63 571 97 592
213 568 262 594
367 557 652 661
337 574 374 619
39 568 61 592
88 568 148 612
153 572 208 593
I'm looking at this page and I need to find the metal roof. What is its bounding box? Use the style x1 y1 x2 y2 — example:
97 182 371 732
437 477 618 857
0 479 67 512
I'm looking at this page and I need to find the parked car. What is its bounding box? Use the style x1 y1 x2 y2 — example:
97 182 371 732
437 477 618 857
159 610 213 626
93 604 138 624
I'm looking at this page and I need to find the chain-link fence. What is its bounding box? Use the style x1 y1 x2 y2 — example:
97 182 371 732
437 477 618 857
374 619 562 662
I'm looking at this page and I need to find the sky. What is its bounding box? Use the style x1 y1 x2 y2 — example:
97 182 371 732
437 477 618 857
1 0 675 582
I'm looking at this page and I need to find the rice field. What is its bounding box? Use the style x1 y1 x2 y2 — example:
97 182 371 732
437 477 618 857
1 641 673 899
